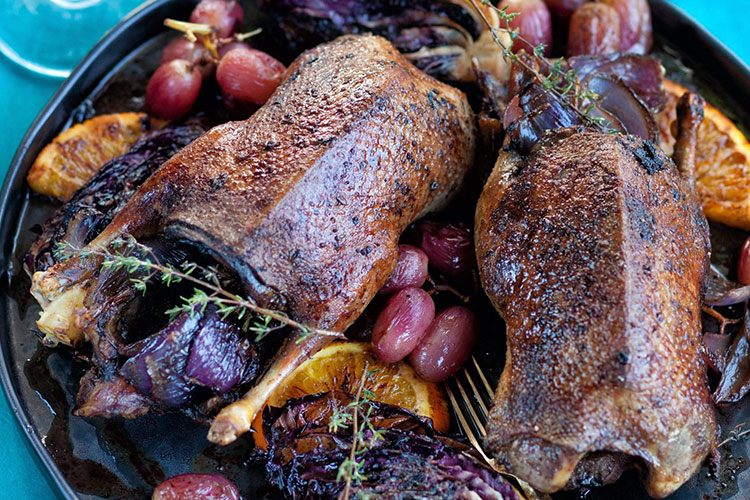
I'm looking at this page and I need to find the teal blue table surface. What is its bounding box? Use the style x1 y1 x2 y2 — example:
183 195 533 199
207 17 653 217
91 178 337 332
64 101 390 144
0 1 747 498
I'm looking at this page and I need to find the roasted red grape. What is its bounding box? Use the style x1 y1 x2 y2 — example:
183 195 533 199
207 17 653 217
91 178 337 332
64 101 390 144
543 0 586 20
153 473 240 500
499 0 553 55
160 38 215 79
598 0 652 53
216 47 286 105
190 0 244 38
417 222 475 279
409 306 479 382
372 287 435 363
145 60 202 120
217 41 250 59
567 3 621 57
380 244 429 295
738 237 750 285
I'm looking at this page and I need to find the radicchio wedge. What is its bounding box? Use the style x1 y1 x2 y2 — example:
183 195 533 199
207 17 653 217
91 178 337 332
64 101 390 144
263 391 524 500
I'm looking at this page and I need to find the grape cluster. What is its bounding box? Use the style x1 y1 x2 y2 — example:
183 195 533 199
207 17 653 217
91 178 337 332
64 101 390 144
497 0 652 57
146 0 286 120
371 223 480 382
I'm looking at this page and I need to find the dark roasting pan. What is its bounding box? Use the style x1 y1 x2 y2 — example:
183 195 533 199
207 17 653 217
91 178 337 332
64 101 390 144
1 0 748 498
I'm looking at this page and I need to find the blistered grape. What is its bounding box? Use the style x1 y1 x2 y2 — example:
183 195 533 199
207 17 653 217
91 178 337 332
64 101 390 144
145 60 202 120
160 38 215 79
217 41 250 59
598 0 652 54
499 0 553 55
543 0 586 20
190 0 244 38
152 473 240 500
417 222 475 279
216 47 286 105
409 306 479 382
380 245 429 295
372 287 435 363
567 3 621 57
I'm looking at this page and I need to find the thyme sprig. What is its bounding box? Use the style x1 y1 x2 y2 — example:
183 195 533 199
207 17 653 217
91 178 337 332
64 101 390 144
57 235 344 343
471 0 612 131
331 364 385 500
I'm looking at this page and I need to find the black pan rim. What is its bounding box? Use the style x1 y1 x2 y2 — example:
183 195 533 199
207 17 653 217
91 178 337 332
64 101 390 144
1 1 748 498
0 1 193 498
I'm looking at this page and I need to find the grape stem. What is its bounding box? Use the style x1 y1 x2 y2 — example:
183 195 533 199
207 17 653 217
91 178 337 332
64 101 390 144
164 18 213 42
163 18 263 61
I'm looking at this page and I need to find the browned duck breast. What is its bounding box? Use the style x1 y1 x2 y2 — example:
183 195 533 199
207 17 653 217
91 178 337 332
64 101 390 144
475 97 717 497
30 34 475 444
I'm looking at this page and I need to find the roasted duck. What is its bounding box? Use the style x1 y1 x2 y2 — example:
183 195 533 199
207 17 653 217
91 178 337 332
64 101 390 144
475 91 717 497
29 34 475 443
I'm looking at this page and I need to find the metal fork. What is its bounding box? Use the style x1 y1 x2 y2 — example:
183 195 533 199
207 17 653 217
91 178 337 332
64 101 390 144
445 356 548 500
444 355 499 468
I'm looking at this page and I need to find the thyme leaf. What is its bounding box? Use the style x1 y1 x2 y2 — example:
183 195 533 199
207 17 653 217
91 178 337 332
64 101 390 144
56 236 344 343
471 0 613 132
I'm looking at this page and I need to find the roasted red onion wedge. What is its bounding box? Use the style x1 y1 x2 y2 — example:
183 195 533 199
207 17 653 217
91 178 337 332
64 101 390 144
501 54 663 153
704 332 733 374
704 265 750 306
587 74 658 141
714 306 750 404
569 53 665 110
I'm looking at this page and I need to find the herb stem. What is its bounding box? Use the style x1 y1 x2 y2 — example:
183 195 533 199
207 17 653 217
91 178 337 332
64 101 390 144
338 362 369 500
66 237 344 342
718 423 750 448
469 0 607 131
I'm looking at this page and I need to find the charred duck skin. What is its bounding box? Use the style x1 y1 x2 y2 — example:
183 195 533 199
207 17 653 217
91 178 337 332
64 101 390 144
475 97 716 497
30 34 475 443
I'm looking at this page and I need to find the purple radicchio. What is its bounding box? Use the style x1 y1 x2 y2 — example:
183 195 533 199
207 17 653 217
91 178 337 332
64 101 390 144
264 391 522 500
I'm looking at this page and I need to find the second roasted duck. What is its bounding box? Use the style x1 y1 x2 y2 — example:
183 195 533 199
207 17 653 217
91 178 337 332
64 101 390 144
476 88 717 496
29 34 476 443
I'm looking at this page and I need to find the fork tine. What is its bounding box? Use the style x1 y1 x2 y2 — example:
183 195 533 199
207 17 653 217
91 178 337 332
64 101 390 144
471 355 495 401
445 383 496 467
454 375 487 436
461 366 489 419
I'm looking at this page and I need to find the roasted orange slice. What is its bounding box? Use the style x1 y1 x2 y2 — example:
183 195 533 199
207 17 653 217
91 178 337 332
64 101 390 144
658 80 750 229
27 112 163 201
252 340 450 450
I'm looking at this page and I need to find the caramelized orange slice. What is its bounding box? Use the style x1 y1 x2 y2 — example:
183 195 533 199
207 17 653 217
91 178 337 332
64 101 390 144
658 80 750 229
252 340 450 450
27 112 163 201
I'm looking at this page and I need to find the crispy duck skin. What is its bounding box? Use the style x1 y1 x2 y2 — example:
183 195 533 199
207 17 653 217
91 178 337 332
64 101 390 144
30 34 475 443
475 96 716 498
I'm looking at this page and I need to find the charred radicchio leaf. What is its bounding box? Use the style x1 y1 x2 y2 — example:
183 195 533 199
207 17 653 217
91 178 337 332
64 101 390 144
75 304 258 416
25 122 204 274
258 0 485 81
264 391 521 500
